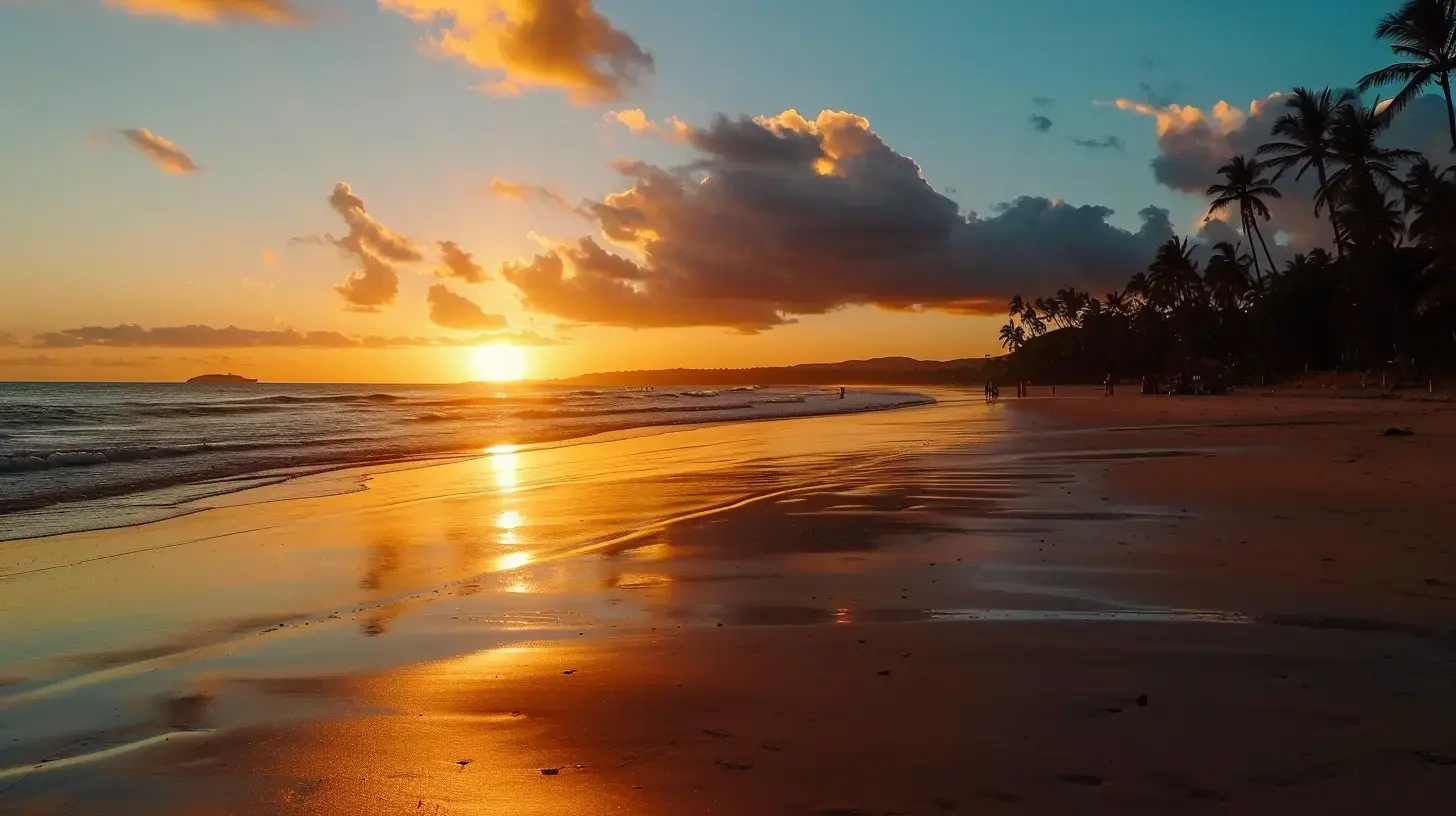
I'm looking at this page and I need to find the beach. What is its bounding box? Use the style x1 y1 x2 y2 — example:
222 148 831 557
2 389 1454 814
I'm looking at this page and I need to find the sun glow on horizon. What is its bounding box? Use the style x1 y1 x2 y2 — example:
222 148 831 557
472 344 528 382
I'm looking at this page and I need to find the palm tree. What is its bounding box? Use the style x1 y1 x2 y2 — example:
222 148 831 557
1403 156 1452 214
1320 101 1420 252
1357 0 1456 151
998 321 1027 351
1103 290 1128 316
1204 241 1253 312
1207 155 1282 286
1258 87 1357 253
1124 271 1151 303
1145 237 1200 309
1306 247 1335 268
1007 295 1025 322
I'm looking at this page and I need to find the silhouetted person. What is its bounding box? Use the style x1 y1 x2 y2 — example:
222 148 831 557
1104 373 1114 396
839 386 846 399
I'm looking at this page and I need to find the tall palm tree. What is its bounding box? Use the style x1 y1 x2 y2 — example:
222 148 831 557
1145 237 1200 310
1258 87 1357 253
1207 155 1282 286
1320 101 1421 253
1204 241 1253 312
1007 295 1025 322
1103 290 1128 316
1403 156 1452 214
1357 0 1456 151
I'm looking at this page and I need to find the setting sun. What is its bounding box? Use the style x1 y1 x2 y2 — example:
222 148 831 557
472 345 528 382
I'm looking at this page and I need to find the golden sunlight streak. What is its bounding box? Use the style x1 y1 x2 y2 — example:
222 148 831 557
472 344 528 382
497 551 532 571
496 510 523 529
486 444 519 492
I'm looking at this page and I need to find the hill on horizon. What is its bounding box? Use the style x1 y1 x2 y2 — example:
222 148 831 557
554 356 996 387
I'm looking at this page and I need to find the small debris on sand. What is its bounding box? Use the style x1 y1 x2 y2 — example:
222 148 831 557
541 767 563 775
1382 427 1415 436
703 728 731 738
1136 693 1149 707
455 760 472 769
562 669 576 675
876 670 892 676
715 760 752 771
1061 773 1104 786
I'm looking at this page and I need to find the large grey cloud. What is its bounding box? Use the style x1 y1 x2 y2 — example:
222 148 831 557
499 109 1175 331
28 324 561 348
1117 92 1452 252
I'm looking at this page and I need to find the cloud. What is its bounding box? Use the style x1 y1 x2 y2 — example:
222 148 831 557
101 0 304 24
1115 92 1452 251
603 108 690 140
1071 135 1125 152
1137 82 1182 109
299 182 422 311
116 128 199 174
27 324 559 348
0 331 16 347
0 355 60 367
497 108 1175 330
485 177 572 209
426 284 508 330
1029 114 1053 134
1031 97 1054 107
437 240 486 283
378 0 653 104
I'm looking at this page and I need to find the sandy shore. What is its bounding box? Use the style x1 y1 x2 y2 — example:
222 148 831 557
2 390 1454 814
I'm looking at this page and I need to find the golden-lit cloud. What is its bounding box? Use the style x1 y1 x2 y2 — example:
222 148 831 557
426 283 508 331
499 108 1175 330
294 182 423 312
378 0 653 104
116 128 200 175
101 0 304 25
602 108 689 140
0 331 16 347
437 240 486 283
27 323 560 348
485 178 572 209
0 355 62 367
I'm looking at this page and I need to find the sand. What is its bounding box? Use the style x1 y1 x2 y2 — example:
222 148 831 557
1 389 1453 814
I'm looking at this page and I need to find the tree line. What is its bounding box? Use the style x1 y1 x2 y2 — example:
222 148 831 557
997 0 1456 385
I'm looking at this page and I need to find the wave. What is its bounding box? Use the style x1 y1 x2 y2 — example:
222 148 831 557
513 402 758 420
679 390 721 398
224 392 404 405
0 439 313 473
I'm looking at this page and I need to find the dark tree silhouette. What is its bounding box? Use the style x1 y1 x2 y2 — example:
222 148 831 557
1258 87 1357 252
1207 155 1282 285
1357 0 1456 151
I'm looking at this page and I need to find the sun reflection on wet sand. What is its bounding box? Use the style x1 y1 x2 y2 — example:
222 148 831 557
495 510 523 529
486 444 519 493
496 551 532 571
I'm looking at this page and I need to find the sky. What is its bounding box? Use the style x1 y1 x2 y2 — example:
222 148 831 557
0 0 1438 382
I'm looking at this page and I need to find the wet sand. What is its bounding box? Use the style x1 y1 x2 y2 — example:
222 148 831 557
2 390 1454 814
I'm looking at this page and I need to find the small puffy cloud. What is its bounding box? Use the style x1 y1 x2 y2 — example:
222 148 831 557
1072 135 1125 152
498 108 1175 331
297 182 422 311
1029 114 1053 133
437 240 486 283
1031 96 1054 107
101 0 304 24
426 283 508 331
26 323 558 349
603 108 690 140
485 178 571 208
378 0 653 104
116 128 199 174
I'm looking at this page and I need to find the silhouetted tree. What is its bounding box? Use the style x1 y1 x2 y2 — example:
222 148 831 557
1358 0 1456 151
1207 155 1281 285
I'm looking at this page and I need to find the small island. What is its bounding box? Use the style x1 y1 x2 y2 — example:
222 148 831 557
185 373 258 384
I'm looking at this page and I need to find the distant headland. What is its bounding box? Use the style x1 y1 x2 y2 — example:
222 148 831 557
556 357 991 387
185 373 258 384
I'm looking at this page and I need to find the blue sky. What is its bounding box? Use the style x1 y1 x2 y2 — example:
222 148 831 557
0 0 1414 380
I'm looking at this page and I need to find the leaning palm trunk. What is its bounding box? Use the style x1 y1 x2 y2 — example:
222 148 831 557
1443 73 1456 152
1314 159 1347 254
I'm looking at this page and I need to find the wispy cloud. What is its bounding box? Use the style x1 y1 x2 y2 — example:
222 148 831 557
0 355 60 367
602 108 689 140
28 323 563 348
1029 114 1053 134
1031 96 1054 107
1071 135 1125 152
101 0 304 25
485 178 572 209
116 128 199 174
0 331 16 347
426 284 507 331
378 0 653 104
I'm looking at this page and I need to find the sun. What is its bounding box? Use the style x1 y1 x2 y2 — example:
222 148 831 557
472 344 528 382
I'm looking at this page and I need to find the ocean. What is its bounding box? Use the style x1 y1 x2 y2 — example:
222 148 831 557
0 382 931 540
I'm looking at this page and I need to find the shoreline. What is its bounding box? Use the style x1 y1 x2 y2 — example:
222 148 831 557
3 391 1454 813
0 388 937 541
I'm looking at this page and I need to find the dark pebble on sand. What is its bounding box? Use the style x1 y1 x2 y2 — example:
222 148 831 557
1136 693 1148 707
1424 578 1448 586
877 670 892 676
541 767 562 775
562 669 576 675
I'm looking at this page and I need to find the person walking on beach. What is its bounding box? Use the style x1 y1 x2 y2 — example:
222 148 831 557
839 386 846 399
1104 373 1114 396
